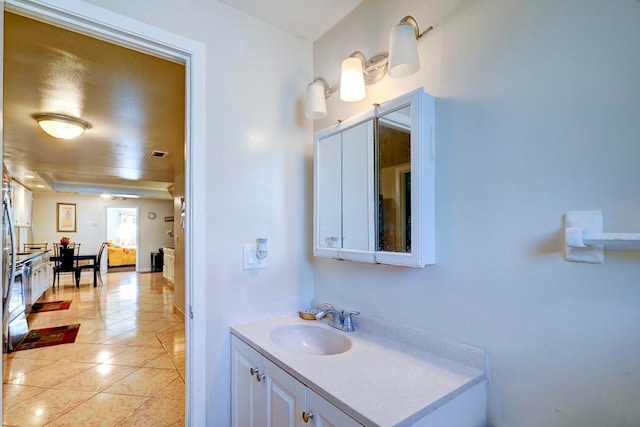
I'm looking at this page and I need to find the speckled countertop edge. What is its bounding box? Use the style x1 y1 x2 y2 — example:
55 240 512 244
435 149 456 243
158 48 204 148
231 313 487 427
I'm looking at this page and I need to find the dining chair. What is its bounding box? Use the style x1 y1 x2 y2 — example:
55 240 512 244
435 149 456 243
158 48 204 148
52 242 81 288
76 242 107 287
24 242 48 251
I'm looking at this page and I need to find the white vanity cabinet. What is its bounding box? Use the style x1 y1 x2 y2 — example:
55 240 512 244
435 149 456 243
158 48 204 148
233 316 487 426
231 335 360 427
305 388 361 427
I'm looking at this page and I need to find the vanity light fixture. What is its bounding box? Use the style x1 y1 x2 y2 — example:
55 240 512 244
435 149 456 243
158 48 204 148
31 112 92 140
340 53 367 102
305 77 338 120
304 15 433 120
389 16 434 78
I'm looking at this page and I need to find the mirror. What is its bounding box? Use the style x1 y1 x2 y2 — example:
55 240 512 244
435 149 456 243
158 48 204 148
377 105 412 253
314 88 434 267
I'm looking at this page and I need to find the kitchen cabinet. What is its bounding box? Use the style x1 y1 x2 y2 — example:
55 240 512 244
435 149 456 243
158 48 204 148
11 180 32 227
29 252 51 307
162 246 174 284
231 335 360 427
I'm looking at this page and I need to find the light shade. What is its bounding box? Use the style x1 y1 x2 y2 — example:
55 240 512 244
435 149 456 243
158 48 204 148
340 56 366 102
305 79 327 120
31 113 91 139
389 22 420 78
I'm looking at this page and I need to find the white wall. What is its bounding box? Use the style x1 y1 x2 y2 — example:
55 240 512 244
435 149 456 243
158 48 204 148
313 1 640 426
32 193 173 271
78 1 315 425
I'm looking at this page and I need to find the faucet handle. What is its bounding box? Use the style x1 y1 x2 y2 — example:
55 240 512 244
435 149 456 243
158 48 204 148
323 303 335 310
343 311 360 332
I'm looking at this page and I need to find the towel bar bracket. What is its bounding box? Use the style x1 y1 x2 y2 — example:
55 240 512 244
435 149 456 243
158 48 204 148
565 211 604 263
565 210 640 263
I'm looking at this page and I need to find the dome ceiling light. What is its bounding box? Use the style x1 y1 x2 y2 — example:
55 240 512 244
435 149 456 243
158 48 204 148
31 112 92 140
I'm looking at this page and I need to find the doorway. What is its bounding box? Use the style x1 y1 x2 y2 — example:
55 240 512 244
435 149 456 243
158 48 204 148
106 207 138 272
1 0 207 424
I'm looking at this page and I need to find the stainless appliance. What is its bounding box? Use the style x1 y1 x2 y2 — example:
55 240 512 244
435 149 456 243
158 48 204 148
3 179 29 352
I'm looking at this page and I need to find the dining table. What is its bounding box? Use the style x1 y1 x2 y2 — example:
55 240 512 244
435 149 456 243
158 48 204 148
50 252 99 287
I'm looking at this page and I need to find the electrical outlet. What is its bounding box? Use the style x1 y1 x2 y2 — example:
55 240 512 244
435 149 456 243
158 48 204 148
243 244 266 270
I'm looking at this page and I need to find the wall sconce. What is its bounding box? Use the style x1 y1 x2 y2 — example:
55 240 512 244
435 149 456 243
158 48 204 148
389 16 434 78
340 53 367 102
31 112 92 139
256 238 268 260
304 15 433 120
305 77 338 120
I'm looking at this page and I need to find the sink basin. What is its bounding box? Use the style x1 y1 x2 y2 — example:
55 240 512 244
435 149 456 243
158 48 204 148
269 324 352 356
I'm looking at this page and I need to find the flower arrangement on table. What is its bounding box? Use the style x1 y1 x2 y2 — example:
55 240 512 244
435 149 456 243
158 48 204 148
59 236 71 247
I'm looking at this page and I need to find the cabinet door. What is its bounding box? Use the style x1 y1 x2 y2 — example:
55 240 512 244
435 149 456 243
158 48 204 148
306 389 361 427
341 120 375 261
315 132 342 255
231 337 263 427
263 358 306 427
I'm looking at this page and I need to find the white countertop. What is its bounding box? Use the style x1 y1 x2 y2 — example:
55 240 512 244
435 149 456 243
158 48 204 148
231 314 486 426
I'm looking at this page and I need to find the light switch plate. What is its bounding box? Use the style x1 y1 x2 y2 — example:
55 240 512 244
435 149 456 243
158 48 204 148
243 244 266 270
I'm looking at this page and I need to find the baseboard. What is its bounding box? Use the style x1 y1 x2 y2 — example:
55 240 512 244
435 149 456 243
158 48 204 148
173 305 185 321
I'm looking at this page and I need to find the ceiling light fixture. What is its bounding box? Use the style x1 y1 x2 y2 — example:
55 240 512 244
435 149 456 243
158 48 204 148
304 15 433 120
31 112 92 140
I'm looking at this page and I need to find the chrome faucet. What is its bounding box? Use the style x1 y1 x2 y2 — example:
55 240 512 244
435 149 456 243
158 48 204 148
314 303 360 332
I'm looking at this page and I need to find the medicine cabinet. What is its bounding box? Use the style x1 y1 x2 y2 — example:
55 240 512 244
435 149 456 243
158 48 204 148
313 88 435 267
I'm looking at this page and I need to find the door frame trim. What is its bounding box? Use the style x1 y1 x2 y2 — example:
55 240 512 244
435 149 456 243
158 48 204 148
2 1 207 424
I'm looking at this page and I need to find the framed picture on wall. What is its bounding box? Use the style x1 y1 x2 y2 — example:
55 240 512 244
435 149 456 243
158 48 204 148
57 203 77 232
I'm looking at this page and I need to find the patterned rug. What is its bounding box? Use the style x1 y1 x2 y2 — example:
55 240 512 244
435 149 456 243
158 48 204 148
30 300 72 313
13 324 81 351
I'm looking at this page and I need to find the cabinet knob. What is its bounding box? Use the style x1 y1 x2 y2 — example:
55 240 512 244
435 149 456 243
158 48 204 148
249 367 266 382
302 411 315 423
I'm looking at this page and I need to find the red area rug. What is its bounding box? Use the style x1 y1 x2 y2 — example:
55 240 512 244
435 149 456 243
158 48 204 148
30 300 72 313
14 324 80 351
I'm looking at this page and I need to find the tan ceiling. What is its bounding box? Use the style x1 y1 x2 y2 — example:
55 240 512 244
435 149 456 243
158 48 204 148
3 12 185 200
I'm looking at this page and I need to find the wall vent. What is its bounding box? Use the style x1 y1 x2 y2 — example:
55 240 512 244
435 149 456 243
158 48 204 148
150 150 168 158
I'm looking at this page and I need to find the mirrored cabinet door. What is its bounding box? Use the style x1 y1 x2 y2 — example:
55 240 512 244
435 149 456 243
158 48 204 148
341 120 375 259
315 132 342 253
374 89 435 267
376 105 412 254
314 115 375 262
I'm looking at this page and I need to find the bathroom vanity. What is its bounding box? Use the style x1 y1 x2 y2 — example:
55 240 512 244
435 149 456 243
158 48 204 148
231 314 487 426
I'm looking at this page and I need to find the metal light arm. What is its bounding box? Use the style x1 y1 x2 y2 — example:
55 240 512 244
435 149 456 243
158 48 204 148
399 15 434 40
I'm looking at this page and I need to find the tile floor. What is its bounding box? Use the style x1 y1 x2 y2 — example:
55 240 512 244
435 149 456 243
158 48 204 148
2 270 185 426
